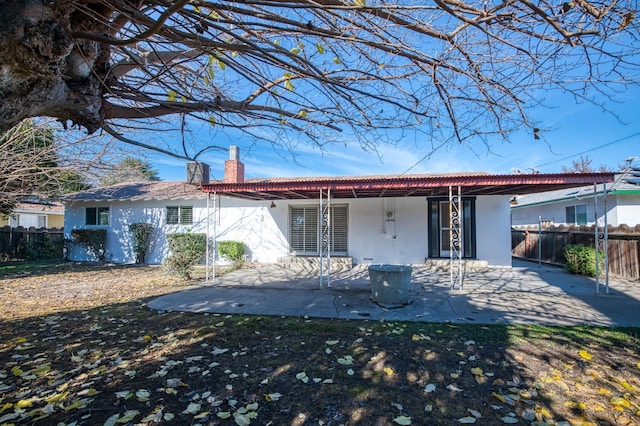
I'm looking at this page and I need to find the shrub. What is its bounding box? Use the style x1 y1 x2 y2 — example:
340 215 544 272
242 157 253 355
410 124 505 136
164 232 206 279
70 229 107 261
24 236 64 261
217 240 246 267
563 244 604 277
129 223 153 264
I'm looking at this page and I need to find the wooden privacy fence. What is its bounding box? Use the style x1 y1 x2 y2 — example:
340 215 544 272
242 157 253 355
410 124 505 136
511 224 640 280
0 225 65 261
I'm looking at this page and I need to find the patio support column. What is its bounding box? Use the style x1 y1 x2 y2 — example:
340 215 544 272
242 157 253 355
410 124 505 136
450 185 463 290
206 192 218 284
319 188 331 288
594 182 609 294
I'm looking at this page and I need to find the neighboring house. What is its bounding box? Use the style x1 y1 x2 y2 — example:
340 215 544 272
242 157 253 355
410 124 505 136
0 200 64 229
510 174 640 228
63 148 615 267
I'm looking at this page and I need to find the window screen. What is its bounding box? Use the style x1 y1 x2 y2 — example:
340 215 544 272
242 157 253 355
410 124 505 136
167 206 194 225
330 205 348 255
290 206 318 254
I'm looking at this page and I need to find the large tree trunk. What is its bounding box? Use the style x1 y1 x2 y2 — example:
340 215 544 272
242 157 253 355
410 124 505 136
0 0 107 133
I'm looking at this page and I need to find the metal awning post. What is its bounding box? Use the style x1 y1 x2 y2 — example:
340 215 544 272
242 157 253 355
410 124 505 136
594 183 609 294
604 182 609 294
206 192 217 284
449 185 463 290
319 189 331 288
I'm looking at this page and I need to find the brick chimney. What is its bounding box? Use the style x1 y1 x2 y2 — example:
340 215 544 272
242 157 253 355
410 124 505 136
224 145 244 183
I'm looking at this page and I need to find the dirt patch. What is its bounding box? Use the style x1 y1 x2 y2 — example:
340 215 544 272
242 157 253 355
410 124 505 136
0 263 196 320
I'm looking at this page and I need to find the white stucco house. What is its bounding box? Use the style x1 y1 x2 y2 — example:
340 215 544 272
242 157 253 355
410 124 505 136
63 148 615 268
510 174 640 228
63 180 210 263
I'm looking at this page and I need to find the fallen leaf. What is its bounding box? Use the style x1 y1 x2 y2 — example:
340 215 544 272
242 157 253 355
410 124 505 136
183 402 201 414
265 393 282 402
578 350 593 361
15 399 33 408
457 416 477 423
610 396 631 408
135 389 150 402
117 410 139 423
393 415 412 425
424 383 436 393
467 408 481 418
337 356 354 365
470 367 483 376
103 413 120 426
384 367 394 376
234 411 253 425
563 401 586 411
501 415 518 423
492 392 507 403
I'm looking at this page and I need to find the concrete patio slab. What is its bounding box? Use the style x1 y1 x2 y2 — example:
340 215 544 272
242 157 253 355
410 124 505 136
148 260 640 327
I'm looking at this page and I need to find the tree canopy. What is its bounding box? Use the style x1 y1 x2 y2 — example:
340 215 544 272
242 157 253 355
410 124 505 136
1 1 638 160
561 155 616 173
98 157 161 186
0 120 93 214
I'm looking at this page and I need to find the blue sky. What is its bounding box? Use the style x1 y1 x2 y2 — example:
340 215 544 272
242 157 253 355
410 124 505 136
149 83 640 182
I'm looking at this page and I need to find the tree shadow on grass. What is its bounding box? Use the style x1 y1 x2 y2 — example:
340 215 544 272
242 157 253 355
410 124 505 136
1 291 638 425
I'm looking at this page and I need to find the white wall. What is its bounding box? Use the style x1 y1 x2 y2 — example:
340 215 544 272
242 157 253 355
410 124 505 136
347 197 428 264
217 195 511 266
610 194 640 227
476 196 512 266
215 197 288 263
65 194 514 267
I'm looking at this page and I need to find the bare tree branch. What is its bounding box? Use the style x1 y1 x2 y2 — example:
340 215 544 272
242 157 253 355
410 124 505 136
0 0 637 160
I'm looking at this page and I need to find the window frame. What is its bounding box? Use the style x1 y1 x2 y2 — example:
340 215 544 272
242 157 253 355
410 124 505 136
85 207 110 226
288 204 349 256
565 203 588 225
166 206 194 225
427 197 476 259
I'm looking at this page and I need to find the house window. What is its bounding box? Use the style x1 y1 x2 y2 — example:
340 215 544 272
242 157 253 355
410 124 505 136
10 214 47 228
565 204 587 225
167 206 193 225
86 207 109 225
428 198 476 258
289 205 348 255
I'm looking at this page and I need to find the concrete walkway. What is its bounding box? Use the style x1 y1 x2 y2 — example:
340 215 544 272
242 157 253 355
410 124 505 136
148 260 640 327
